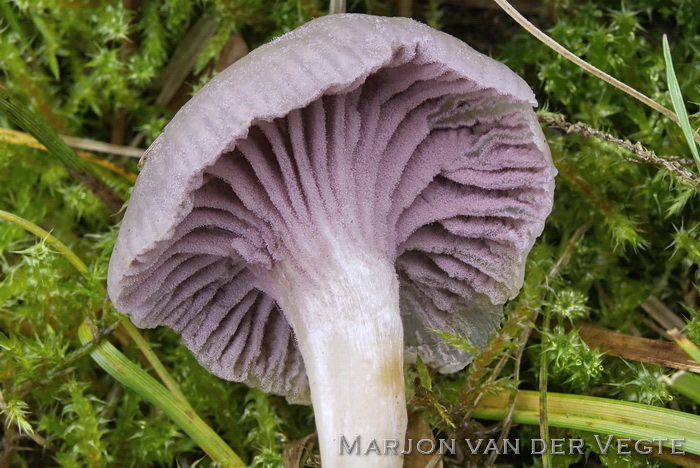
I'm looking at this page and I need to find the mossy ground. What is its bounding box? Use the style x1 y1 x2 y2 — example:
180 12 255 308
0 1 698 467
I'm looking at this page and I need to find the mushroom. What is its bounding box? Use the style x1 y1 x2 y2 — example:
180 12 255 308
108 14 555 467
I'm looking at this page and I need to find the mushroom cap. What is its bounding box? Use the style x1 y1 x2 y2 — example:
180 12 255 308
108 13 556 403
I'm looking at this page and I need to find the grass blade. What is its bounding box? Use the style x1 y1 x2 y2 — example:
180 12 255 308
538 312 551 468
78 322 245 467
0 87 124 213
1 209 244 465
474 390 700 455
0 88 90 172
0 210 204 434
668 329 700 365
662 34 700 171
660 371 700 404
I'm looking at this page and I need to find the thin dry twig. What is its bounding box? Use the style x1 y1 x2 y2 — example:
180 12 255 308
61 134 143 158
490 0 700 145
329 0 346 14
540 113 700 187
641 295 687 331
0 127 143 159
0 127 138 181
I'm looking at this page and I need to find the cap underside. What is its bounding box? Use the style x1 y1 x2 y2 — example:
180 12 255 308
108 14 555 402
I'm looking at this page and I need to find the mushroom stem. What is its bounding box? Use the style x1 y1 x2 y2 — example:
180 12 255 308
275 249 406 467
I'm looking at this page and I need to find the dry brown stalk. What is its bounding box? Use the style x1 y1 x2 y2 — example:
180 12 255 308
575 322 700 374
540 113 700 187
0 127 138 182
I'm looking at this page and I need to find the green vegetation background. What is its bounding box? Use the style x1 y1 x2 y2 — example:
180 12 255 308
0 0 698 466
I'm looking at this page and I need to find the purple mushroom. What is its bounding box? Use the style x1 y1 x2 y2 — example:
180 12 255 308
108 14 555 467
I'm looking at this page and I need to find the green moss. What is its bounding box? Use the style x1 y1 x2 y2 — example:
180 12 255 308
1 1 698 466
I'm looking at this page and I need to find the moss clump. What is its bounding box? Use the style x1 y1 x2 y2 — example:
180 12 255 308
1 1 698 466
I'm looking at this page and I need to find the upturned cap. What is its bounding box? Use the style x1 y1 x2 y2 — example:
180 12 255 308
108 14 556 403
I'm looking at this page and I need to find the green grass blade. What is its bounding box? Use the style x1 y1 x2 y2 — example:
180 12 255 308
119 318 195 412
662 34 700 171
1 207 242 465
661 371 700 404
0 209 207 438
538 312 551 468
78 322 245 467
0 88 123 212
474 390 700 455
0 88 91 173
669 329 700 365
